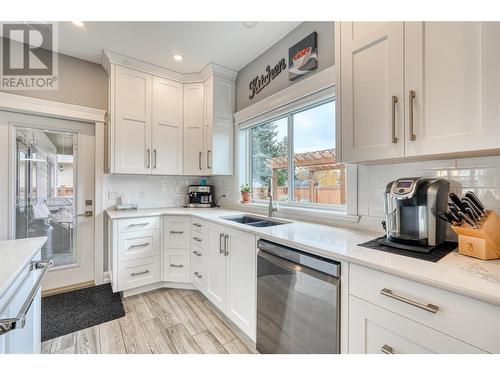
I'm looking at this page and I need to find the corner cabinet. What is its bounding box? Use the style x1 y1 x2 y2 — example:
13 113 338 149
104 53 236 176
338 21 500 164
183 75 235 176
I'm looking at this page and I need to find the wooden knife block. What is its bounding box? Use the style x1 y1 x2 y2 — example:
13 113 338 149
451 210 500 260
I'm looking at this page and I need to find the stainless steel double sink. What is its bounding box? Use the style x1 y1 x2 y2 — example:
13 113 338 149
220 214 290 228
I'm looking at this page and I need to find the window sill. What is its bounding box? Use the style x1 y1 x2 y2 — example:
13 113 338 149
226 201 360 226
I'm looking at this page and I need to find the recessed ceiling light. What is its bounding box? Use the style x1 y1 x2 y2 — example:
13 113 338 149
173 54 183 61
72 21 85 28
242 21 258 28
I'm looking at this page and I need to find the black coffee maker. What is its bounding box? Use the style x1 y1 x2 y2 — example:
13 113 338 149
187 185 214 208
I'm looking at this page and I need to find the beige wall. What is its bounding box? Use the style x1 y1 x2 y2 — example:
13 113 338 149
1 38 108 110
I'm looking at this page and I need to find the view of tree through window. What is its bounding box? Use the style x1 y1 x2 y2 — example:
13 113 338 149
248 100 346 207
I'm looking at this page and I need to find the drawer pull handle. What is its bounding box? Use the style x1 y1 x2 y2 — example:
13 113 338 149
128 223 149 227
170 264 184 268
380 288 439 314
193 223 202 228
193 272 202 279
169 230 184 234
131 270 150 277
381 344 394 354
192 250 202 257
192 237 202 242
129 242 149 249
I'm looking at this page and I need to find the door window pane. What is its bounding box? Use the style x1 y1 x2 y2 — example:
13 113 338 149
250 118 288 201
15 128 76 267
292 101 346 206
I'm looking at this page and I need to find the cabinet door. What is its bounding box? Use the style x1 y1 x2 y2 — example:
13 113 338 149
209 75 234 175
183 83 205 175
340 22 404 163
163 216 191 249
114 65 152 174
203 77 213 174
164 249 191 283
152 77 183 174
206 222 227 311
225 228 256 340
405 22 500 156
348 296 485 354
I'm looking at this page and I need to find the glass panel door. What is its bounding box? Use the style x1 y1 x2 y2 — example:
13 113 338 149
15 128 76 267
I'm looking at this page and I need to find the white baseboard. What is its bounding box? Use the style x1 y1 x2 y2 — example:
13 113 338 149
121 281 195 298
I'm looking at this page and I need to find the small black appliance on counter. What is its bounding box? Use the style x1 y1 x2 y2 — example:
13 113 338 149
187 185 214 208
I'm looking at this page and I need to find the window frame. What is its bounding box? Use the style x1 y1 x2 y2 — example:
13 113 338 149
240 97 353 214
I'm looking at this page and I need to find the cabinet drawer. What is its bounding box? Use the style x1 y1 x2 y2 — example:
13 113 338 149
349 264 500 353
117 216 160 233
117 230 159 262
164 216 191 249
163 249 191 283
349 296 485 354
191 218 207 236
117 256 160 291
191 255 206 293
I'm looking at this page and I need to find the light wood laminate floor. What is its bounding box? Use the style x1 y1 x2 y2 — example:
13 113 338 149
41 288 257 354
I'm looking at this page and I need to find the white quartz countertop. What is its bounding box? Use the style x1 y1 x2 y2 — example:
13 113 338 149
0 237 47 299
106 207 500 306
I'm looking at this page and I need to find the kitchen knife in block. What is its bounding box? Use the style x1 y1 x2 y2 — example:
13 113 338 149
451 210 500 260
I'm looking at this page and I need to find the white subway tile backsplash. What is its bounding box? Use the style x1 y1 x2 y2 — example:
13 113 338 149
359 155 500 219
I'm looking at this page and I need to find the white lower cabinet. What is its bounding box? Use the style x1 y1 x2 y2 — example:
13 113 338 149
117 256 160 292
349 296 485 354
205 221 256 340
163 249 191 283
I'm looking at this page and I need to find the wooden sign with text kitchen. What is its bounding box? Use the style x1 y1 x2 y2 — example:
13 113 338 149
249 58 286 100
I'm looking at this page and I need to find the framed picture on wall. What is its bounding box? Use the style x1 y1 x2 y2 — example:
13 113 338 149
288 31 318 80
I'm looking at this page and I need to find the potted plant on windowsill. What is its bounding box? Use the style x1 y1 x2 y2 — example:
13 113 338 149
240 184 252 203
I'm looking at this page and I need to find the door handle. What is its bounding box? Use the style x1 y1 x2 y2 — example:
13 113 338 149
219 233 225 254
224 234 229 256
170 264 184 268
169 231 184 234
146 149 151 169
128 242 149 249
199 151 202 170
381 344 395 354
131 270 150 277
391 95 398 144
77 210 93 217
380 288 439 314
207 150 211 169
409 90 416 141
153 149 157 168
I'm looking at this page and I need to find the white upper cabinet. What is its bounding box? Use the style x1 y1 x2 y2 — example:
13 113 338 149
340 22 405 163
338 21 500 163
183 83 205 175
113 65 153 174
404 22 500 156
104 52 236 176
152 77 184 175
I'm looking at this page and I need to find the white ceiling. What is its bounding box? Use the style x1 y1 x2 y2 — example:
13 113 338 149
55 21 301 73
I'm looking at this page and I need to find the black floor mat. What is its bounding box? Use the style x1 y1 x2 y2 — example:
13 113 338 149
41 283 125 342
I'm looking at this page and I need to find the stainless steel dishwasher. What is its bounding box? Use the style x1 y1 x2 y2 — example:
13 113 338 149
256 239 340 354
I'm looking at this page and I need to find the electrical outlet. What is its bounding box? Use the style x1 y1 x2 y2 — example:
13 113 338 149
138 189 145 200
108 190 118 200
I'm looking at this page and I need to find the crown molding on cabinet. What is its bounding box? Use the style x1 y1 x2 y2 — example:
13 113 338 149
101 50 238 82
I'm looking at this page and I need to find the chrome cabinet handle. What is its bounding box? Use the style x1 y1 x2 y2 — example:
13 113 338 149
207 150 211 169
198 151 202 170
409 90 416 141
381 344 394 354
169 230 184 234
193 272 202 279
224 234 229 256
154 149 157 168
128 242 149 249
192 237 202 242
128 223 148 227
380 288 439 314
193 223 202 228
192 250 202 256
391 95 398 144
0 260 53 335
131 270 150 277
146 149 151 169
77 210 93 217
219 233 225 254
170 264 184 268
